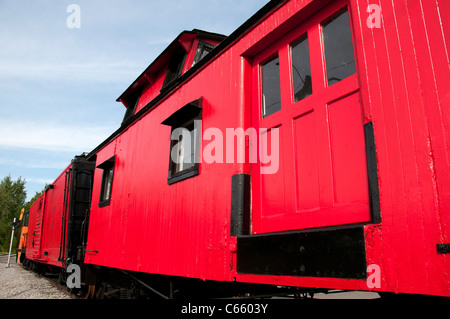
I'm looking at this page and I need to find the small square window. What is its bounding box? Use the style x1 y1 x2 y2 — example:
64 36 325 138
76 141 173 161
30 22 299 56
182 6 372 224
170 119 200 174
161 47 187 90
191 41 216 67
97 156 115 207
122 97 139 124
161 99 202 185
261 55 281 118
322 8 356 86
291 35 312 102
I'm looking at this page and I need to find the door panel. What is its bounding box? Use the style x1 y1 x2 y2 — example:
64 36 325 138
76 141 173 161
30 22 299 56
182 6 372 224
328 93 368 205
293 110 320 212
260 125 284 218
251 2 370 234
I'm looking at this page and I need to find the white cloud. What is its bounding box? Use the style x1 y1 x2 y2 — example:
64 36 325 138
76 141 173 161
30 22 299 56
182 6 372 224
0 157 68 170
25 177 55 185
0 61 142 83
0 120 114 153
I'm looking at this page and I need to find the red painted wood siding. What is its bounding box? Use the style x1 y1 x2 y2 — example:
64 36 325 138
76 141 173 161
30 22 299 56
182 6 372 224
85 49 246 281
352 0 450 296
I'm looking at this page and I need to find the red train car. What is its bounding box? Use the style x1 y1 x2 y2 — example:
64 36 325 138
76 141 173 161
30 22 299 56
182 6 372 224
22 0 449 299
24 156 95 275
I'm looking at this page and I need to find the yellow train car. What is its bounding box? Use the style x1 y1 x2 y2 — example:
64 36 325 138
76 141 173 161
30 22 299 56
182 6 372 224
16 208 29 264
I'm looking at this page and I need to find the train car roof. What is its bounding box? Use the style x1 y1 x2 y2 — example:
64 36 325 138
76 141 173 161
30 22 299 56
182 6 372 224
87 0 285 160
116 29 226 110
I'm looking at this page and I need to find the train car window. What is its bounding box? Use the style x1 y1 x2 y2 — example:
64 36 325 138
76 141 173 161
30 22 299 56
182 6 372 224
322 8 356 86
161 99 202 185
291 35 312 102
122 98 139 124
23 210 30 226
98 156 115 207
170 120 198 174
161 47 187 90
261 55 281 118
191 41 215 67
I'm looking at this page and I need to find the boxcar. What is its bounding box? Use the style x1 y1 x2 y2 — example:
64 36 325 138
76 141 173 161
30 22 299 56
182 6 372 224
24 156 95 274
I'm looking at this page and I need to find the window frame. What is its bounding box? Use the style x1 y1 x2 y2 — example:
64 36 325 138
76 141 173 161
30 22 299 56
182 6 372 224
122 97 139 124
168 117 201 184
161 99 202 185
253 3 357 120
161 47 188 91
260 53 282 118
290 34 313 103
97 156 115 207
191 41 216 67
321 7 357 86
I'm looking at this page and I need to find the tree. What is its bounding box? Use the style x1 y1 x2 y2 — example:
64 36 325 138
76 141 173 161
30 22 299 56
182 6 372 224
23 185 48 212
0 175 27 253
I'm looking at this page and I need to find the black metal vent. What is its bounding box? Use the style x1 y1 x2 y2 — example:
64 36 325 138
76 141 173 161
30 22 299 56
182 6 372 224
237 227 367 279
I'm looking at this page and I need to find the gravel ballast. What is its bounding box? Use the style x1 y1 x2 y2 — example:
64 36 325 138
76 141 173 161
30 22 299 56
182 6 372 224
0 261 72 299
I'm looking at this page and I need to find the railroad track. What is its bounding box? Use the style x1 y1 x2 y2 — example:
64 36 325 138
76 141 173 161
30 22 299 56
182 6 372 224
0 253 16 264
0 254 79 298
44 273 80 299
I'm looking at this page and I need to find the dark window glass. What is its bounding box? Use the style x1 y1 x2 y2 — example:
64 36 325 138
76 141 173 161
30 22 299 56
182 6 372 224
162 100 202 185
98 157 115 207
161 48 187 90
291 35 312 102
199 47 211 60
191 41 215 67
23 210 29 227
122 97 139 124
261 55 281 117
101 167 114 201
322 8 356 86
171 121 198 174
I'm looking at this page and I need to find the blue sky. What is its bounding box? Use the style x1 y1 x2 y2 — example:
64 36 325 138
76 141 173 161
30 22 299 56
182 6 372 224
0 0 266 201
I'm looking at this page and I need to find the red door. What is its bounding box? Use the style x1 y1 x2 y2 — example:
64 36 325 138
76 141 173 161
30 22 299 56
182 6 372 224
251 1 370 234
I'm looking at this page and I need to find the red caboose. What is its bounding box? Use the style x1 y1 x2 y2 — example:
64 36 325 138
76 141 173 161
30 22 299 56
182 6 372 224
23 0 449 299
83 0 450 298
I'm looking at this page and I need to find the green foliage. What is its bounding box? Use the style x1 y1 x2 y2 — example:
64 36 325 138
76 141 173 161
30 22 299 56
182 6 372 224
0 175 27 252
23 185 48 212
0 178 49 253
